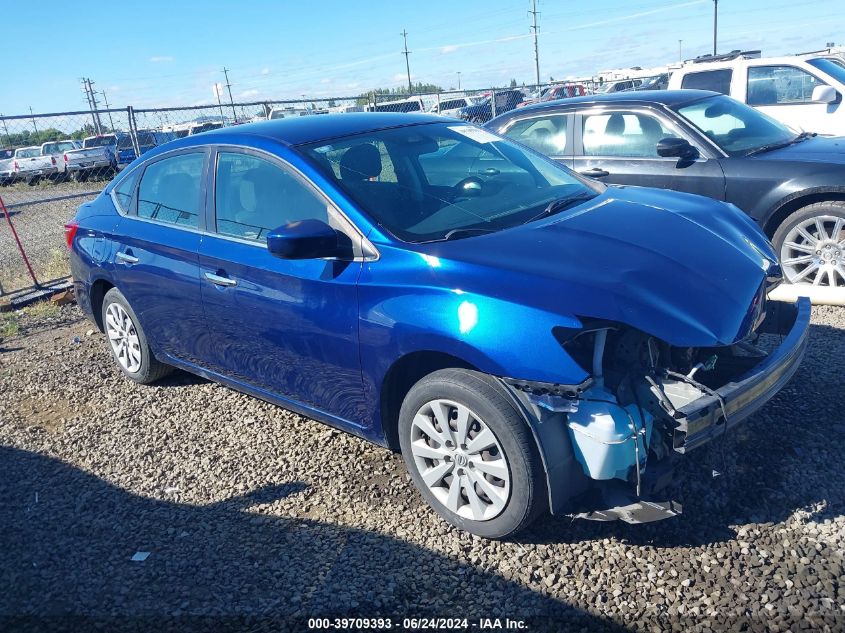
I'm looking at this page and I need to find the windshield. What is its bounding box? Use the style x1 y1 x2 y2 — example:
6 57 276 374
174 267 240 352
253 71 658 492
84 136 116 148
674 95 796 156
300 122 599 243
17 148 40 158
0 149 13 160
43 141 76 154
807 57 845 85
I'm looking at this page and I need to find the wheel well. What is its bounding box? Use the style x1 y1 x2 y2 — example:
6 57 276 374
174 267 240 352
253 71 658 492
89 279 114 332
379 351 475 451
763 192 845 238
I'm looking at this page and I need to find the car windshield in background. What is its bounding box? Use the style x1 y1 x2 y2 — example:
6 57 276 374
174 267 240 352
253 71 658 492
84 136 116 148
806 57 845 85
17 148 40 158
117 136 135 150
0 149 13 159
674 94 797 156
300 122 598 243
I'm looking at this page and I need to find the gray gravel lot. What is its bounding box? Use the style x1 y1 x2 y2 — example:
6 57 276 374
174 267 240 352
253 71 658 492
0 180 102 293
0 303 843 632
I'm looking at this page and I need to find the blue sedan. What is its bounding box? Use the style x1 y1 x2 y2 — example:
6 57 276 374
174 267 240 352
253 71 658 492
66 113 809 537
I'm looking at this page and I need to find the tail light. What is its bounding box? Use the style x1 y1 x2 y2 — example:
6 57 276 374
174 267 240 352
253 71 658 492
63 222 79 249
64 153 69 163
13 160 18 171
51 156 56 165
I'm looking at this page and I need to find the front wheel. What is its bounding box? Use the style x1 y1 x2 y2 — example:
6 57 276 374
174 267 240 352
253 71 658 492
398 369 546 538
101 287 173 384
773 202 845 287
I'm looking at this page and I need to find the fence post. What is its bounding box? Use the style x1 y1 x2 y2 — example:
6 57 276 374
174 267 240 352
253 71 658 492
127 106 141 157
491 88 497 119
436 92 441 113
0 194 40 292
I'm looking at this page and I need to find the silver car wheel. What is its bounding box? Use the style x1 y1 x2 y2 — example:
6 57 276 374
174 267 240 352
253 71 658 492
105 302 142 373
781 215 845 287
409 399 511 521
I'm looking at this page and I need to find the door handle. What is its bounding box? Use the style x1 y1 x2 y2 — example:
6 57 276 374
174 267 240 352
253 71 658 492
579 168 610 178
116 251 139 265
204 272 237 287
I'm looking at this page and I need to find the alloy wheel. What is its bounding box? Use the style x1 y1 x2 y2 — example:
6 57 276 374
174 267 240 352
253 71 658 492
781 215 845 287
105 303 142 373
409 399 511 521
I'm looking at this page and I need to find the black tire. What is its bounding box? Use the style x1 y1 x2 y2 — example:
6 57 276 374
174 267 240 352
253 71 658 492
772 201 845 286
101 287 173 384
398 368 547 538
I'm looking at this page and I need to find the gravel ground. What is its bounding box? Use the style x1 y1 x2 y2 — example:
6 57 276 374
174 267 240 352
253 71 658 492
0 303 843 632
0 180 102 293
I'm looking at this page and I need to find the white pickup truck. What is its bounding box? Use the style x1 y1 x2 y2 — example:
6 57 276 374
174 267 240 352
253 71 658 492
63 134 118 181
40 140 81 180
0 148 14 185
11 146 58 184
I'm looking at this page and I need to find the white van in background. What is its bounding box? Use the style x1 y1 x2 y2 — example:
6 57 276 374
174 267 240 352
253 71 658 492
668 50 845 136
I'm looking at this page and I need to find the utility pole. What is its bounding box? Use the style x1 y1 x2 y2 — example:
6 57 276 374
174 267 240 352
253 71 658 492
529 0 540 89
401 30 413 94
456 71 461 90
0 115 10 143
713 0 718 56
679 39 683 62
213 83 226 124
81 78 103 134
100 91 115 131
222 67 237 123
29 107 38 135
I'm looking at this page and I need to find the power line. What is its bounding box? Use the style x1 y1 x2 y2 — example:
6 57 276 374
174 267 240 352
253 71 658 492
529 0 540 87
222 67 238 121
401 30 413 94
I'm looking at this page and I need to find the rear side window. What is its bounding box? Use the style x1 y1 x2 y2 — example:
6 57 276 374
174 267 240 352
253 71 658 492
214 152 329 242
747 65 827 105
681 69 733 94
113 169 141 213
137 153 205 228
581 111 673 157
502 114 568 155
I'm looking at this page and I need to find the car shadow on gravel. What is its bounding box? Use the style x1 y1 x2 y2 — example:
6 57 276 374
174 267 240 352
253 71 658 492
517 321 845 549
0 446 627 633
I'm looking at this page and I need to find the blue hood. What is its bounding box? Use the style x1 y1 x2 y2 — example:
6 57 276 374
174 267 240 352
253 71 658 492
422 186 779 347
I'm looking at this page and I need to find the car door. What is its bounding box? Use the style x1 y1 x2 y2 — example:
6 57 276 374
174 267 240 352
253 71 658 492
495 110 574 168
572 108 726 199
110 149 209 363
198 148 366 422
745 64 833 133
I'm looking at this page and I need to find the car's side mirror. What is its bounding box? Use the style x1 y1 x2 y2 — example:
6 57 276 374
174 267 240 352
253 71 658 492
812 85 838 104
266 219 348 260
656 137 698 159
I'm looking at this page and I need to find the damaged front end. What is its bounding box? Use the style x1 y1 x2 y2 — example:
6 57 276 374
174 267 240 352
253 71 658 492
502 297 811 524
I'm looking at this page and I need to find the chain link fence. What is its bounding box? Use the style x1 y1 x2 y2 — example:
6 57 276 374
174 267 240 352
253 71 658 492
0 81 603 296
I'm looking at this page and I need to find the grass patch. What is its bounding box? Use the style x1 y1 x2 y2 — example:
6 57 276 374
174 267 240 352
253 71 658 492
41 248 71 282
0 313 19 338
24 299 60 319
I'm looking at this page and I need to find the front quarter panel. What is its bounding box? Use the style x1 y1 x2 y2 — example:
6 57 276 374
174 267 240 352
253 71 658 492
357 245 588 431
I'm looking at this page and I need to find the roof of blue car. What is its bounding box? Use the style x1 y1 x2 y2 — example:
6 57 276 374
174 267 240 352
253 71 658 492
200 112 445 146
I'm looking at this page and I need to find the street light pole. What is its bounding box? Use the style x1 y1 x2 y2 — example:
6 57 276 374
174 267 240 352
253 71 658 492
679 39 683 63
457 71 461 90
401 30 413 94
713 0 719 56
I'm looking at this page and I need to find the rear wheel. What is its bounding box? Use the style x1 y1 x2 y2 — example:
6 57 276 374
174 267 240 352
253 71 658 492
773 202 845 287
398 369 546 538
101 287 172 384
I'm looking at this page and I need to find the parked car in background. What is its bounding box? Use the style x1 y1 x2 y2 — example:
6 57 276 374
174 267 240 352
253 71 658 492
40 139 81 179
11 146 58 184
0 148 15 185
268 106 329 119
487 89 845 288
458 89 525 123
667 50 845 135
67 113 808 537
63 134 118 181
115 131 176 168
632 74 670 91
595 78 643 94
429 96 483 117
517 84 587 107
368 97 427 113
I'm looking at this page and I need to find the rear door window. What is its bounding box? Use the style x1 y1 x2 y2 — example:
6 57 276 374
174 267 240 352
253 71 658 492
502 114 569 155
681 69 733 94
137 153 205 228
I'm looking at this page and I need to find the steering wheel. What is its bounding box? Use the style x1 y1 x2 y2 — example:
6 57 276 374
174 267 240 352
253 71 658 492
452 176 484 201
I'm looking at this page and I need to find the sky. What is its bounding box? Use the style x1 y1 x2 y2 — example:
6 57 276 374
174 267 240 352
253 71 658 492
1 0 844 115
